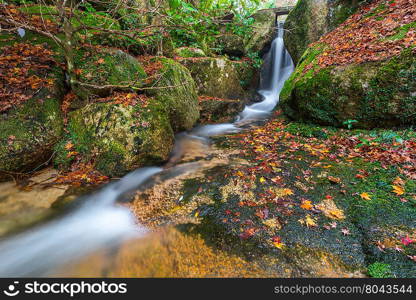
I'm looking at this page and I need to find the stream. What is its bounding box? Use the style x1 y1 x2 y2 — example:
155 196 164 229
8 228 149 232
0 22 294 277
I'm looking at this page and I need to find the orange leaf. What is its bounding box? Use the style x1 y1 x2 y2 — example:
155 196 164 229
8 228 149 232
360 192 371 201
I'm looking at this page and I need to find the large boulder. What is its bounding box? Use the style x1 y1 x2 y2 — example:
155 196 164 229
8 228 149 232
147 57 200 131
280 0 416 128
178 57 250 101
0 41 65 181
73 47 147 101
54 96 174 177
284 0 365 64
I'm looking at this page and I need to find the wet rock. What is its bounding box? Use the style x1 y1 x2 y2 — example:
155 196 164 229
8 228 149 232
0 168 69 237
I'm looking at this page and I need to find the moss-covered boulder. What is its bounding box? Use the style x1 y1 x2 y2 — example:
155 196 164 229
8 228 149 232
54 96 173 177
244 9 276 54
281 0 416 128
173 47 206 58
284 0 364 64
178 57 249 101
73 47 147 101
281 49 416 128
0 38 65 181
147 57 199 131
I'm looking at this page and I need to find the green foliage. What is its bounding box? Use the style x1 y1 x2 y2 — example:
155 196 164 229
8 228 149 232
368 262 393 278
167 0 260 52
246 51 262 68
343 119 358 130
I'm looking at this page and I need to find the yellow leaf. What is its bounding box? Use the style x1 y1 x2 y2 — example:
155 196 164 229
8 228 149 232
299 215 317 228
236 171 244 177
360 192 371 201
305 215 317 227
392 185 405 196
259 177 266 183
273 241 284 249
274 188 294 197
316 199 345 220
263 218 282 230
300 200 313 210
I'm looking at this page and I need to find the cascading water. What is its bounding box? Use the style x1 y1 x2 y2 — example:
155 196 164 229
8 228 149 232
0 21 293 277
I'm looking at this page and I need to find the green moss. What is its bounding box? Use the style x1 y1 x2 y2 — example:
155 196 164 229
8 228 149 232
147 57 199 131
54 99 174 177
0 96 64 175
73 47 147 100
386 22 416 41
173 47 205 58
281 45 416 128
367 262 393 278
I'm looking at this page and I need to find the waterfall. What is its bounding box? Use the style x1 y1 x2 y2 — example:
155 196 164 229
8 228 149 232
237 21 294 124
0 21 294 277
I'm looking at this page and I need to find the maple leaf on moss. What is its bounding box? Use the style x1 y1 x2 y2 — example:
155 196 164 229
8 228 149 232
360 192 371 201
271 236 284 249
392 185 405 196
299 215 317 228
300 199 313 210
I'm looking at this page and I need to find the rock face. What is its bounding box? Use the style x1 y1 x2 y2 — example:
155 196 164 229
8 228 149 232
215 34 245 57
178 57 250 101
281 0 416 128
284 0 364 64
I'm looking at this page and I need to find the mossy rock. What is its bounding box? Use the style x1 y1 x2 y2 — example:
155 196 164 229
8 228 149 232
147 57 199 132
214 34 245 57
173 47 206 58
280 48 416 128
244 9 276 54
54 99 173 177
73 47 147 100
0 74 65 181
179 57 249 101
231 60 257 91
284 0 364 64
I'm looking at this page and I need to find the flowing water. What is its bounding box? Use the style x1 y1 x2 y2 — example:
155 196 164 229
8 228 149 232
0 22 294 277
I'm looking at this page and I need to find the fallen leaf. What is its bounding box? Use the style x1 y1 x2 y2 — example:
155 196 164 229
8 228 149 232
300 199 313 210
271 236 284 249
392 185 405 196
360 192 371 200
